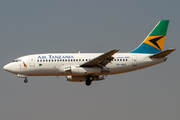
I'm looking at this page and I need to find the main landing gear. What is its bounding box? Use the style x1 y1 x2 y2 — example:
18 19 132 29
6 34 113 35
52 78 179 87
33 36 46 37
85 76 94 86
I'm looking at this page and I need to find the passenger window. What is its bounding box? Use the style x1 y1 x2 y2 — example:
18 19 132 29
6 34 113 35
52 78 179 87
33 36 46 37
37 60 39 62
43 60 45 62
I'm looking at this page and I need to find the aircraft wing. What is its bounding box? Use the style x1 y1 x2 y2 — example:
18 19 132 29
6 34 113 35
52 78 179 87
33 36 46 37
80 49 119 67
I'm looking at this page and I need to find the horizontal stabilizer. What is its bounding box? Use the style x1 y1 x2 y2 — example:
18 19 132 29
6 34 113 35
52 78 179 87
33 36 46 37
150 48 176 58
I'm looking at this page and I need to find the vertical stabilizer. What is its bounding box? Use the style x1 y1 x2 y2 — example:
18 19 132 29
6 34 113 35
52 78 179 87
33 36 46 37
130 20 169 54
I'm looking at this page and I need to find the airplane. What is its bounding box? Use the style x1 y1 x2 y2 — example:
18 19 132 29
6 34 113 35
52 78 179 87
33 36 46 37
3 20 176 86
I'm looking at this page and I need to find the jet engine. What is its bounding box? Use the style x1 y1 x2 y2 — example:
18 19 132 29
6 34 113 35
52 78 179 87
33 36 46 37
64 66 101 75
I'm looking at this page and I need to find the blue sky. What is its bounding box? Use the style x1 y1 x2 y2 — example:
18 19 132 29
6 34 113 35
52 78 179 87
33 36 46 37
0 1 180 120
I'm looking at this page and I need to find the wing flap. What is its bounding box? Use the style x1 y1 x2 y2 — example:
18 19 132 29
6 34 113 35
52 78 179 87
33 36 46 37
100 56 114 65
150 48 176 58
80 49 119 67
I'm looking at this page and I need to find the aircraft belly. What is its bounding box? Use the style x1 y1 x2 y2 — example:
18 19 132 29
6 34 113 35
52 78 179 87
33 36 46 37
25 66 60 76
137 57 165 70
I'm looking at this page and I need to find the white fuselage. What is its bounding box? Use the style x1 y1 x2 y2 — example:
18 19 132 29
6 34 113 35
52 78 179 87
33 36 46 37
3 20 173 85
3 53 166 77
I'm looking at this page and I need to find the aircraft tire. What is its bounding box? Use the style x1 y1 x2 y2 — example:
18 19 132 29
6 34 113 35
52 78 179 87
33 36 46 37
85 76 94 86
89 76 94 81
24 79 28 83
85 80 91 86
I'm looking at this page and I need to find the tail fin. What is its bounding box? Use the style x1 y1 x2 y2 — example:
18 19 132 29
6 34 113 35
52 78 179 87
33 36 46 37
130 20 169 54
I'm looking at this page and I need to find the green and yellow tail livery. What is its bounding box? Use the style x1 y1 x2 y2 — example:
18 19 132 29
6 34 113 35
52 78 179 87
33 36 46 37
131 20 169 54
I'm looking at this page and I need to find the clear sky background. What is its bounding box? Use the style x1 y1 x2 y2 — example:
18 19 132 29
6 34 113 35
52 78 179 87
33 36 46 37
0 0 180 120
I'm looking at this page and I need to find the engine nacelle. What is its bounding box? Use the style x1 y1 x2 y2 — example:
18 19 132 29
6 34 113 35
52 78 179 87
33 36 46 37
65 66 101 75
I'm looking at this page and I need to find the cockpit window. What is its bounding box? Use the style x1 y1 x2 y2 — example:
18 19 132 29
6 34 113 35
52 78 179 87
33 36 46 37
13 59 18 62
13 59 22 62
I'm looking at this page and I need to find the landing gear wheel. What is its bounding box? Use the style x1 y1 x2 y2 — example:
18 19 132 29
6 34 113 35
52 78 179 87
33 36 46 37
85 76 94 86
85 80 92 86
24 79 28 83
89 76 94 81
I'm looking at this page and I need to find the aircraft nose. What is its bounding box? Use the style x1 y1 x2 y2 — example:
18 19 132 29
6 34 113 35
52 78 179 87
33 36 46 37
3 64 11 72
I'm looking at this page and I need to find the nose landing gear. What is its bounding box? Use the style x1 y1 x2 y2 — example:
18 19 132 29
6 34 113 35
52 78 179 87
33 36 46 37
24 78 28 83
17 74 28 83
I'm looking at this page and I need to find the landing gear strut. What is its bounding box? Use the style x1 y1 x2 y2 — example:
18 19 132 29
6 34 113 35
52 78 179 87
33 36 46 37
24 78 28 83
85 76 94 86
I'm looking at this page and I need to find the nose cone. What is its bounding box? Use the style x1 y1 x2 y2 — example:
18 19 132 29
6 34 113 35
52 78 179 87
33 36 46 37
3 64 11 72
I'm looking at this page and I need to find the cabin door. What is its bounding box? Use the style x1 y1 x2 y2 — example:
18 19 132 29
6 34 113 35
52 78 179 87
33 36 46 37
132 55 137 66
29 56 35 67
